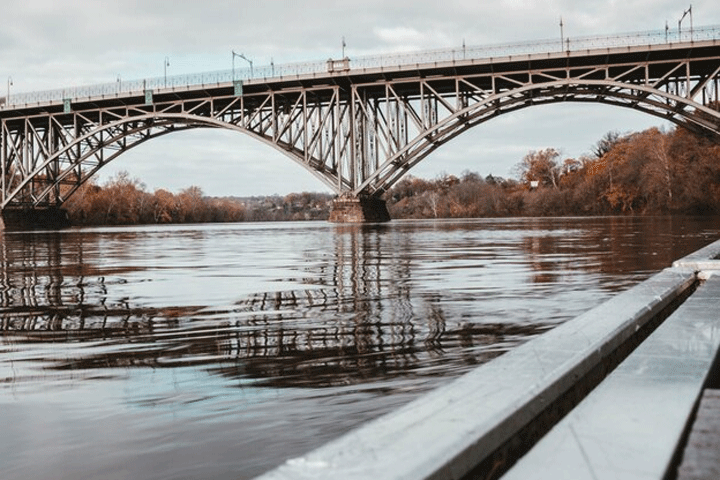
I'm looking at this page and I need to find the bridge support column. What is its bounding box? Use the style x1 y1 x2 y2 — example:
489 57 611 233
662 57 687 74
329 195 391 223
0 207 71 231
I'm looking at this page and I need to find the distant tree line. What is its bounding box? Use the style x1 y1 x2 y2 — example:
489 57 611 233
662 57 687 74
63 172 333 225
387 126 720 218
63 125 720 226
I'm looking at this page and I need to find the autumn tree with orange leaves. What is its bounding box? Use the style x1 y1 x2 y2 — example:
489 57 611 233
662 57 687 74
388 126 720 218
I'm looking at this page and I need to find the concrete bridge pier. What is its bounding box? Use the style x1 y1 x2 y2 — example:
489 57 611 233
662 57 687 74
0 207 71 231
328 195 391 223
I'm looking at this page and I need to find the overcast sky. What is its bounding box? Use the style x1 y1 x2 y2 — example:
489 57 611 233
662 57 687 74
3 1 718 197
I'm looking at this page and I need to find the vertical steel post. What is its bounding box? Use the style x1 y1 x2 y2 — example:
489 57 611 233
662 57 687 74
349 86 356 190
23 120 29 201
420 82 426 129
374 98 379 173
335 89 342 191
271 92 277 142
1 120 5 204
303 91 308 162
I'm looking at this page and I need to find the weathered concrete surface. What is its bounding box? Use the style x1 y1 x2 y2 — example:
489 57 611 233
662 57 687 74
0 207 71 231
328 195 391 223
502 273 720 480
677 389 720 480
673 240 720 278
254 266 697 480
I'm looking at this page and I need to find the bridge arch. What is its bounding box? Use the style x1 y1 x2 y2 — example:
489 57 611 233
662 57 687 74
357 78 720 196
2 112 345 209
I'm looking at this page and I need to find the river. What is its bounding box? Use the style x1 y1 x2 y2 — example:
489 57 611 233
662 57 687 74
1 216 719 479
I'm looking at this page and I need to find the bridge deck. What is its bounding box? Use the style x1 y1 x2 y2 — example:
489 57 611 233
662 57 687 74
2 38 719 121
254 239 720 480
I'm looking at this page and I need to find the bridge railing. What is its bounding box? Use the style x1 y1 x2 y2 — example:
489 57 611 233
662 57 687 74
4 25 720 109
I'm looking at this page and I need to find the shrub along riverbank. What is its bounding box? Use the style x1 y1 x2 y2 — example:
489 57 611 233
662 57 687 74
63 173 334 225
387 126 720 218
63 125 720 226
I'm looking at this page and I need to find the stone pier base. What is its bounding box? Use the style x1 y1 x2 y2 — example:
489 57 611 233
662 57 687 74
328 195 391 223
0 207 71 231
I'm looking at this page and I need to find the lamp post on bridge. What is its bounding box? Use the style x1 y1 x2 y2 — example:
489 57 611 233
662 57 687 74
679 5 693 41
232 50 239 80
6 76 12 106
232 51 253 79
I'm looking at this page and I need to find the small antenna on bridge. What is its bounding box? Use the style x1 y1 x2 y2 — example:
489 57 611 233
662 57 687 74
342 36 347 59
164 57 170 87
559 17 564 52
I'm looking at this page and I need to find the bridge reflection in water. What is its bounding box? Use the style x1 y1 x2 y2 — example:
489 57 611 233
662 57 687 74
0 226 551 391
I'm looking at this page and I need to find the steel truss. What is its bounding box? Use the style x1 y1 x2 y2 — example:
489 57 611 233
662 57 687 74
2 42 720 208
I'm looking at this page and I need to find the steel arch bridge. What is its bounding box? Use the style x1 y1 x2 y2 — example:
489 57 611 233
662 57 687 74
2 27 720 222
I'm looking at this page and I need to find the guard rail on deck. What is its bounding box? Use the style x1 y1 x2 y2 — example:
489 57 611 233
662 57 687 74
254 238 720 480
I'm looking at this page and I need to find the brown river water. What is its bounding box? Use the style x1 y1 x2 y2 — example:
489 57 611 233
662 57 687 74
1 216 719 479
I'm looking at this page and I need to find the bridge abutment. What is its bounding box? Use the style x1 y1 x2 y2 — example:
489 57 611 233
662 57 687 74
0 207 71 231
329 195 391 223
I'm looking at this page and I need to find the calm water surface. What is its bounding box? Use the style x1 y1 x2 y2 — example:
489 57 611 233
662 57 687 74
1 216 719 479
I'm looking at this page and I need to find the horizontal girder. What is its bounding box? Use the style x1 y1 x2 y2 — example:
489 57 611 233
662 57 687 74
2 39 720 208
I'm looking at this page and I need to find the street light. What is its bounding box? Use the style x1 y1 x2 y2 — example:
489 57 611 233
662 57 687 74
679 5 693 41
164 57 170 87
117 74 121 93
232 50 253 79
232 50 239 80
6 76 12 106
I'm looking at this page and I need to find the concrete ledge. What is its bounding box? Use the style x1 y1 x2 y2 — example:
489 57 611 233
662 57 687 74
503 273 720 480
673 240 720 275
677 389 720 480
254 267 697 480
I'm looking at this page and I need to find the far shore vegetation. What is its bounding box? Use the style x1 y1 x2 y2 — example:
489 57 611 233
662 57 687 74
63 125 720 226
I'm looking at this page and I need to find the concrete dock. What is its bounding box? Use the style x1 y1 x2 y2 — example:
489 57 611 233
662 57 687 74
255 239 720 480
